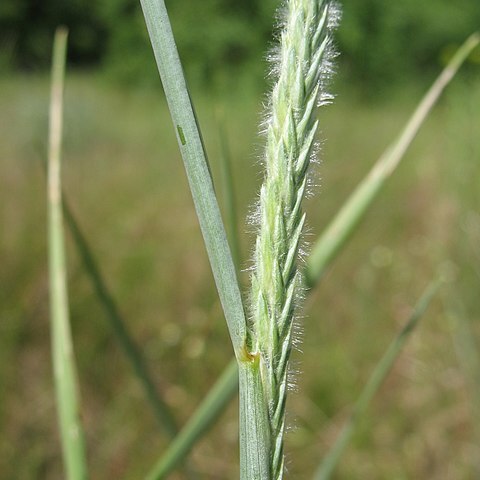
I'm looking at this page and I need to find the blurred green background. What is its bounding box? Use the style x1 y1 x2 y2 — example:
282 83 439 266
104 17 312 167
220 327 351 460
3 0 480 91
1 1 479 479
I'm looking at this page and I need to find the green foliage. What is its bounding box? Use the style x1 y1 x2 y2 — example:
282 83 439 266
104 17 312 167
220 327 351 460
168 0 277 87
2 72 480 480
2 0 479 91
0 0 106 68
339 0 480 90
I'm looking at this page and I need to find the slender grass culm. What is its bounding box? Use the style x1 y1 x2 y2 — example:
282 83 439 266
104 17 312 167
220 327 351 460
47 27 88 480
244 1 339 478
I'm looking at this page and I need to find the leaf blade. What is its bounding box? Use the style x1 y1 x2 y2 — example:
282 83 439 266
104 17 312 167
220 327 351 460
139 0 247 354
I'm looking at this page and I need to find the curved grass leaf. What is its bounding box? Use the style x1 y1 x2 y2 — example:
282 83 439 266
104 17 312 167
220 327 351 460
305 32 480 286
47 27 88 480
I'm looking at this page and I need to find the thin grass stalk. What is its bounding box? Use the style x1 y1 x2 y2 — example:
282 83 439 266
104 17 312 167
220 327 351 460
238 357 272 479
314 279 442 480
306 32 480 285
142 34 477 476
139 0 247 355
145 361 238 480
62 199 178 436
47 27 88 480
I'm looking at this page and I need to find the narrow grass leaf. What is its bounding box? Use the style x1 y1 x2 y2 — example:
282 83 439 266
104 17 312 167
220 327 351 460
306 32 480 286
47 27 88 480
145 361 238 480
62 199 179 437
139 0 246 354
314 279 442 480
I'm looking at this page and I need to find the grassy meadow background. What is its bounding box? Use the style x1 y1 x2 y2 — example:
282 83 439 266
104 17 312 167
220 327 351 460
1 1 480 478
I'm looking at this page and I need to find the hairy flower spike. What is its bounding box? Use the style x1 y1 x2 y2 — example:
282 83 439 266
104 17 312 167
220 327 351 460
249 0 339 477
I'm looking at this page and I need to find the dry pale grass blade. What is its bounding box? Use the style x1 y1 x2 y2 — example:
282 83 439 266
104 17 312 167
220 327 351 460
306 32 480 286
47 27 88 480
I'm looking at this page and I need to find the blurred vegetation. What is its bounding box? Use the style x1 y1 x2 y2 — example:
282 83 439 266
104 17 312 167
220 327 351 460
1 71 479 478
2 0 480 91
1 1 480 479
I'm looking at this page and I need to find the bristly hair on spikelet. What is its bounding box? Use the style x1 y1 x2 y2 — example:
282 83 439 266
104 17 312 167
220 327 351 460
247 0 340 478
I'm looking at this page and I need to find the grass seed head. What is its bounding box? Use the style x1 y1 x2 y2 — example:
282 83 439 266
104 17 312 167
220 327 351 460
248 0 340 477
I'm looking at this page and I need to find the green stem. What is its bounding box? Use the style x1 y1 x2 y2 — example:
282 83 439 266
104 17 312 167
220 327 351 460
314 280 441 480
48 27 88 480
238 357 271 480
145 361 238 480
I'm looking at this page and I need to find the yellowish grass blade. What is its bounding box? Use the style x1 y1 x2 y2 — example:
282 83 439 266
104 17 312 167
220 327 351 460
306 33 480 285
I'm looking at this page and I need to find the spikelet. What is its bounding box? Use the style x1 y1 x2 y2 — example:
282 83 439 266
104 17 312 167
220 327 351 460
249 1 340 477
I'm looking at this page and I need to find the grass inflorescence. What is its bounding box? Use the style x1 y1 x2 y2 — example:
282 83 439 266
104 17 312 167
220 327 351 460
248 1 339 477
